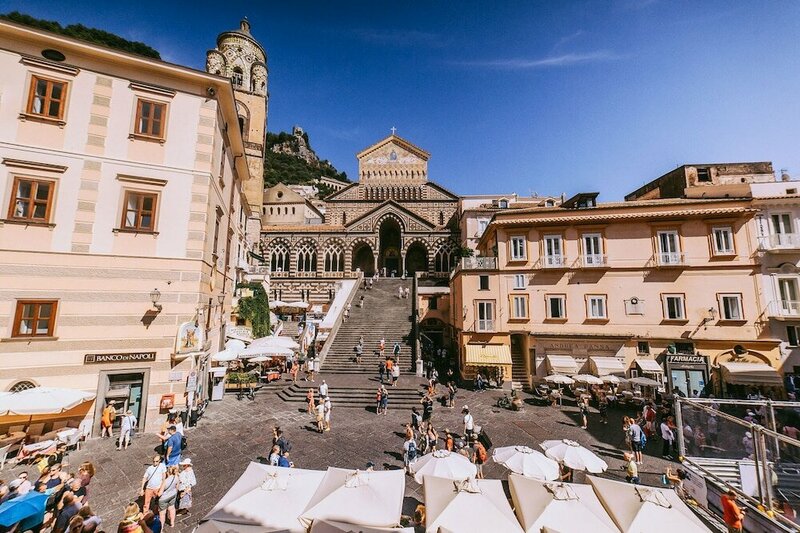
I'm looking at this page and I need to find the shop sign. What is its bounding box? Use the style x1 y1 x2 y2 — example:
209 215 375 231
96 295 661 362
541 341 618 352
682 469 708 508
666 354 706 365
84 351 156 364
186 371 198 392
168 371 183 382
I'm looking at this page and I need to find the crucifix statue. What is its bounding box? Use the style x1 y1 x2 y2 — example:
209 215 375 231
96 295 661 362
390 126 397 135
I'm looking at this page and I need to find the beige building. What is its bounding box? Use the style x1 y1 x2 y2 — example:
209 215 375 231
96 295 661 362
450 185 783 397
0 19 263 431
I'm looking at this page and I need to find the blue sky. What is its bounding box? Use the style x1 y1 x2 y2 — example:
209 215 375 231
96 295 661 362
4 1 800 199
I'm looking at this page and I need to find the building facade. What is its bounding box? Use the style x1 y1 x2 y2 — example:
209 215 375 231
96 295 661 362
0 19 256 431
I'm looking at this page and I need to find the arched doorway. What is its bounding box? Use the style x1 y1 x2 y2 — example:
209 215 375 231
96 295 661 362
353 243 375 275
379 218 402 275
406 242 428 274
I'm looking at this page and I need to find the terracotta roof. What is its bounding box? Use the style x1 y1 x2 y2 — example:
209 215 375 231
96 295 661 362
492 206 756 227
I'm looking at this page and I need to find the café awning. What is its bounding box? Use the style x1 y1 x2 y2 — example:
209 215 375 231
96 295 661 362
588 356 625 376
635 358 664 373
719 362 782 385
546 355 578 375
465 344 513 367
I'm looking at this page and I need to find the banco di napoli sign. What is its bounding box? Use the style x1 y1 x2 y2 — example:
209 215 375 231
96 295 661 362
84 352 157 364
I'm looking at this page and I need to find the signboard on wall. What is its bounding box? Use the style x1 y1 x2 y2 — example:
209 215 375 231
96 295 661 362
682 468 709 508
84 352 156 364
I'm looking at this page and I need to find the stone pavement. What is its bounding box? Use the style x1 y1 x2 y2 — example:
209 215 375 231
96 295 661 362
4 379 673 532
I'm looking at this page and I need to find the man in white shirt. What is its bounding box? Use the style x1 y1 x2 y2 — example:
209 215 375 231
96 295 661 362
118 410 137 450
462 406 475 441
323 396 332 431
140 455 166 512
660 418 675 460
319 380 328 398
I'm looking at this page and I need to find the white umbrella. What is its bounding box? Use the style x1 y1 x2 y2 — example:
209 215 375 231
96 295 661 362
202 463 325 533
628 376 661 387
309 520 413 532
0 387 95 416
270 300 289 309
300 468 405 529
572 374 604 385
409 449 477 484
540 440 608 473
194 520 285 533
599 375 626 384
239 345 293 359
226 339 247 352
249 356 270 363
545 375 575 385
508 474 619 533
285 301 310 309
251 336 300 350
588 476 710 532
424 477 523 533
212 349 238 362
492 446 559 481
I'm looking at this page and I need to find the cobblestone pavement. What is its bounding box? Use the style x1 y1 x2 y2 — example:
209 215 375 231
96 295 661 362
4 377 672 532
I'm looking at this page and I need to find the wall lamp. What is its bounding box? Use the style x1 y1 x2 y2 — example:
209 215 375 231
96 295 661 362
150 288 162 311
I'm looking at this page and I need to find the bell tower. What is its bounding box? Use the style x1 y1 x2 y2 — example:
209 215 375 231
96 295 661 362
206 17 268 228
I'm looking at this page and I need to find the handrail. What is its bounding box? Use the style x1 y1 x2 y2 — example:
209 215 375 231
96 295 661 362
317 272 363 365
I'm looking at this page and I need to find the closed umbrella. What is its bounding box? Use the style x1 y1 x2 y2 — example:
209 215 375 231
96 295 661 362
540 440 608 473
628 376 661 387
492 446 559 481
545 375 574 385
409 450 477 484
0 387 95 416
0 491 48 527
572 375 604 385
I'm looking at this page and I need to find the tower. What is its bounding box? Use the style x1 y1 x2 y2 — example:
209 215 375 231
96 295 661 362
206 18 268 227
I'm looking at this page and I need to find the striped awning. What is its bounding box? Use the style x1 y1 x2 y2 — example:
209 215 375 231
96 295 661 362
546 354 579 375
589 356 625 376
465 344 513 366
719 362 782 385
635 358 664 373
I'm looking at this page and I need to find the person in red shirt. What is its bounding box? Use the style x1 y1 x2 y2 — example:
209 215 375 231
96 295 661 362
721 489 745 533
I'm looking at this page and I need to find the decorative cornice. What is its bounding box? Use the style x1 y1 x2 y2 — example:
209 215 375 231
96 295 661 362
129 81 176 98
20 54 80 76
116 174 168 187
2 158 67 173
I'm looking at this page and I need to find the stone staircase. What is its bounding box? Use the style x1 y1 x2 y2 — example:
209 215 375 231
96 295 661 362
511 349 528 390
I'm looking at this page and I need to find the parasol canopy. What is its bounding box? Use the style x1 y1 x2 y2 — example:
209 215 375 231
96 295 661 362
540 440 608 473
0 387 95 416
571 374 604 385
492 446 560 481
409 449 477 484
544 375 575 385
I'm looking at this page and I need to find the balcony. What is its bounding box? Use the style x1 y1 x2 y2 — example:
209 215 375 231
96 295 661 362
451 256 497 278
578 254 608 268
758 233 800 252
655 252 686 267
247 264 270 275
541 254 568 269
768 300 800 319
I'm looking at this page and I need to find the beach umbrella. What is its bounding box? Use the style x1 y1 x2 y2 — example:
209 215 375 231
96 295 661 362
508 474 619 533
492 446 559 481
545 375 574 385
212 349 238 362
0 387 95 416
251 336 300 350
588 476 709 532
0 491 48 527
599 375 626 385
409 450 478 484
424 477 523 533
571 375 604 385
628 376 661 387
226 339 247 352
540 440 608 473
285 301 310 310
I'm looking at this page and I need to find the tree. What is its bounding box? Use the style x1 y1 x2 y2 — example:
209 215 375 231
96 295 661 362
236 282 271 338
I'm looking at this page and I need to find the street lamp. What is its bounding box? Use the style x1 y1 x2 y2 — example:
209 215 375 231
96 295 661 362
218 294 225 306
150 288 162 311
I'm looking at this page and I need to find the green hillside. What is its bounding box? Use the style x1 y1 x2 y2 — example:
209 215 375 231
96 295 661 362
264 131 349 196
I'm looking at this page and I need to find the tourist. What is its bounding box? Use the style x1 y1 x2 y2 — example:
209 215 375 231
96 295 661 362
421 396 434 431
157 466 179 528
431 368 439 387
343 307 350 321
53 492 81 533
78 462 95 495
274 427 292 455
12 471 32 496
398 286 403 299
405 423 415 441
75 505 101 532
405 287 410 298
473 440 487 479
660 416 675 460
117 502 147 533
559 464 573 483
269 445 281 466
598 395 608 424
462 406 475 442
379 360 386 384
375 387 383 414
278 451 292 467
392 361 400 387
177 459 196 515
100 401 116 439
385 358 394 384
447 382 456 408
141 455 166 513
290 362 299 383
316 400 325 432
742 431 755 459
403 433 418 473
379 337 386 356
307 358 316 382
426 425 439 452
164 426 183 466
628 417 644 464
426 360 433 380
623 452 640 484
579 397 589 429
355 342 363 364
444 430 454 452
143 510 161 533
118 409 137 451
411 407 422 433
665 466 687 497
306 388 315 415
721 489 745 533
319 379 329 398
323 396 332 431
393 342 401 358
358 295 365 308
380 386 389 415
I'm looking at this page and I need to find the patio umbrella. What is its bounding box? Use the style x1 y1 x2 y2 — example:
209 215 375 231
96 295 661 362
599 375 626 385
249 356 270 363
572 374 604 385
309 519 413 532
545 375 574 385
492 446 560 481
0 387 95 416
540 440 608 473
212 349 238 362
226 339 247 352
588 476 709 532
269 300 289 309
195 521 286 533
424 477 523 533
251 336 300 350
239 345 293 359
508 474 618 533
0 491 48 527
409 449 478 484
285 301 310 310
628 376 661 387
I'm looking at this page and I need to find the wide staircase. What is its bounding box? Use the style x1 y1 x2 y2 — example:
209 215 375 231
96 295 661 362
277 278 426 409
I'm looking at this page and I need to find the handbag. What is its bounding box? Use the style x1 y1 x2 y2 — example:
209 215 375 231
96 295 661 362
179 491 193 509
142 465 158 492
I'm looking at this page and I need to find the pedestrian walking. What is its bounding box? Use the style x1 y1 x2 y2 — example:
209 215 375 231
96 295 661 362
721 489 745 533
269 445 281 465
379 337 386 356
157 465 180 528
421 395 434 431
140 455 166 513
379 360 386 384
462 406 475 442
100 401 116 439
354 343 363 364
660 416 675 460
118 409 137 450
579 397 589 429
426 360 433 380
392 361 400 387
623 452 640 484
398 286 403 299
598 395 608 424
426 425 439 452
375 387 383 414
444 430 454 451
473 440 487 479
319 379 328 398
306 389 315 415
393 342 401 357
177 458 196 515
628 417 645 464
385 358 394 384
290 362 299 383
164 425 183 466
358 295 365 308
411 407 422 433
404 287 410 299
403 434 418 473
447 382 456 408
274 427 292 455
323 396 332 431
315 400 325 432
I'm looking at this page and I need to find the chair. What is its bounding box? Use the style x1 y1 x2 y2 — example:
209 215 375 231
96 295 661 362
0 443 11 470
63 430 82 452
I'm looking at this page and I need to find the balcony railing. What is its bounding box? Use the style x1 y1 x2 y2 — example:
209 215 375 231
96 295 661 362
542 254 567 269
656 252 685 267
580 254 608 268
758 233 800 251
246 264 270 275
768 300 800 318
476 319 495 332
460 257 498 270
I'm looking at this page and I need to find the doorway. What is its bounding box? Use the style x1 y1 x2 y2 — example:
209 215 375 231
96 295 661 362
670 369 706 397
406 242 428 274
94 369 150 436
379 218 402 275
353 243 375 275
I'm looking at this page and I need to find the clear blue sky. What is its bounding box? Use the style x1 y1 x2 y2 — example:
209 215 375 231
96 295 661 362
4 1 800 199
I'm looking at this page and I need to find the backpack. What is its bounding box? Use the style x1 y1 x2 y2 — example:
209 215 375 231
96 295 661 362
406 440 417 460
640 432 647 448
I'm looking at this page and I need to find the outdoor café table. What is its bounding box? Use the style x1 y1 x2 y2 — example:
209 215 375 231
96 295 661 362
16 439 56 462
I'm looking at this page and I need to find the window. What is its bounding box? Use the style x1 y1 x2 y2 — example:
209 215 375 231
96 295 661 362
479 275 489 290
512 274 526 290
712 226 734 255
212 212 221 258
296 241 317 272
582 233 604 266
511 295 528 319
587 295 607 319
498 199 508 209
477 219 489 236
8 177 54 222
543 235 564 267
772 213 795 247
787 326 800 347
697 168 711 182
324 244 344 272
778 278 800 315
718 293 743 320
13 300 57 337
476 301 495 331
9 380 36 392
439 211 445 225
546 295 566 319
662 294 686 320
232 67 244 87
121 191 157 231
429 297 438 310
657 230 682 264
27 75 67 120
134 99 166 139
269 240 290 272
637 341 650 354
510 236 527 260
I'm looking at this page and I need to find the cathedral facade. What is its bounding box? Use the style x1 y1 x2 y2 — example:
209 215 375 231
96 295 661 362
261 134 460 302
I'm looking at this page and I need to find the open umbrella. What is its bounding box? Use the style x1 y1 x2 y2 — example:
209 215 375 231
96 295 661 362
309 520 413 532
424 477 523 533
239 345 293 359
571 375 604 385
628 376 661 387
409 450 477 484
599 375 626 385
226 339 247 352
540 440 608 473
269 300 289 309
545 375 574 385
212 349 239 362
492 446 559 481
251 336 300 350
0 491 48 527
0 387 95 416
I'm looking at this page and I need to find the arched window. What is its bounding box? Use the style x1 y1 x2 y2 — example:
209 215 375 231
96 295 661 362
269 241 290 272
270 207 273 215
292 207 296 215
9 380 36 392
238 116 245 133
232 67 244 88
324 243 344 272
439 211 445 226
342 212 347 225
434 244 457 273
296 241 317 272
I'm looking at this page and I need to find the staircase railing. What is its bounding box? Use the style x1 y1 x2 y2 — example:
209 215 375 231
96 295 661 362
317 272 363 366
